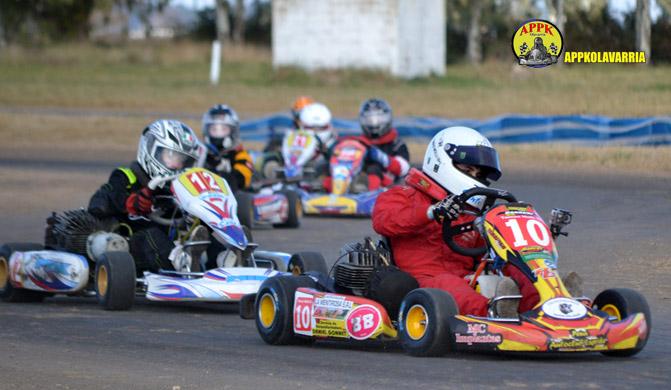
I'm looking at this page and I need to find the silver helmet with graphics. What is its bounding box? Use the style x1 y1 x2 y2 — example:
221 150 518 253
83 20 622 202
137 119 200 180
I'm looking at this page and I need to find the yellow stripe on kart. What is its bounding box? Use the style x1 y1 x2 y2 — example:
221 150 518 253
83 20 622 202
611 335 639 350
305 196 357 214
498 339 541 352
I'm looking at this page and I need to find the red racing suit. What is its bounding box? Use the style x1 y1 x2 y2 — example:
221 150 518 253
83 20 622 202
372 169 539 316
323 129 410 192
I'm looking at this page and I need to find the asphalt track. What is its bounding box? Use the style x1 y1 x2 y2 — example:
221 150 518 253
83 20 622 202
1 157 670 390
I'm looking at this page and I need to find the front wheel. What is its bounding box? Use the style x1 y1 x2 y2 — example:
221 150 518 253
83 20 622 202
0 243 49 303
398 288 458 357
287 252 328 275
95 251 136 311
593 288 651 357
255 275 317 345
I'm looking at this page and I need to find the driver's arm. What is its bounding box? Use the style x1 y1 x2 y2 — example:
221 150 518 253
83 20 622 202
372 187 433 237
88 169 134 218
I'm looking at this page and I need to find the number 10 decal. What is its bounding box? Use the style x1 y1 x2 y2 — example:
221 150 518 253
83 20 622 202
293 292 314 335
503 219 550 247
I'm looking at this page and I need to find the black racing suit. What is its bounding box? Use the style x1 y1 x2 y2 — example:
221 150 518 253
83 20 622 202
364 129 410 182
88 161 174 275
202 145 254 192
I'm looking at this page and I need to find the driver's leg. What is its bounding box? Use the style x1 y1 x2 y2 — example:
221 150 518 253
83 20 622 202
417 273 489 316
365 164 384 191
505 266 540 313
129 226 174 275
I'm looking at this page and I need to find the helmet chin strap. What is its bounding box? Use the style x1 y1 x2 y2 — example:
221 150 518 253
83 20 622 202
210 136 233 152
222 137 233 150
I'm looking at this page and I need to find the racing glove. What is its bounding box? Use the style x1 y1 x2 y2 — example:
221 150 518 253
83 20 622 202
125 188 153 216
367 146 390 168
428 194 463 221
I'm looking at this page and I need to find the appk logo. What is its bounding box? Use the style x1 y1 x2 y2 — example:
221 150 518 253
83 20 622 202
512 19 564 68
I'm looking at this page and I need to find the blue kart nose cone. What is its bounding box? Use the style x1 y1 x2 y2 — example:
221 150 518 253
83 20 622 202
222 225 247 248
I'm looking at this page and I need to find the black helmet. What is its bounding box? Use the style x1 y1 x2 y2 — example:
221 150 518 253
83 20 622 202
201 104 240 152
359 98 393 139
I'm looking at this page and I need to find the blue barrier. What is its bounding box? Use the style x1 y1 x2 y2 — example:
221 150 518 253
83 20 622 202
240 114 671 145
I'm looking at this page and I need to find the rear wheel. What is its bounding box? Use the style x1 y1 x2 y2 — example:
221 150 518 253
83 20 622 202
399 288 457 357
0 243 49 303
593 288 651 357
287 252 328 275
255 275 318 345
95 251 136 311
236 192 255 229
274 190 302 228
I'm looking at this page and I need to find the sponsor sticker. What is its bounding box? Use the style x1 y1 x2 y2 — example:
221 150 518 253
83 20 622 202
542 297 587 320
313 318 348 338
346 305 382 340
549 334 608 351
455 323 503 345
293 291 314 335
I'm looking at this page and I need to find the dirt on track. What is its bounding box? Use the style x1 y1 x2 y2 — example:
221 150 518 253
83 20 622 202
1 154 670 390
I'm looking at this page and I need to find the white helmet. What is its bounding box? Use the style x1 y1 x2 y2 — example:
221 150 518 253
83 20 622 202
138 119 201 181
422 127 501 205
299 102 336 148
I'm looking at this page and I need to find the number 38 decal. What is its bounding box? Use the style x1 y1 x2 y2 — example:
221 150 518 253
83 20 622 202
346 305 382 340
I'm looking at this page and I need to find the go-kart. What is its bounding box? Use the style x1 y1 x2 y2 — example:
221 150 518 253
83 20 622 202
235 189 302 230
255 130 386 217
0 168 326 310
245 187 650 357
302 137 384 217
257 128 322 183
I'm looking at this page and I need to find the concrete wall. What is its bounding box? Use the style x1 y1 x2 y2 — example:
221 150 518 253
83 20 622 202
272 0 445 78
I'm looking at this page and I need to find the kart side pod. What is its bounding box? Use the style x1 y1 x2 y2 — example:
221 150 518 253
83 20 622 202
9 251 89 293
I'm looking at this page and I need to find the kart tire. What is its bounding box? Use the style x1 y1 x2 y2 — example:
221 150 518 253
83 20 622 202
287 252 328 276
262 157 282 180
95 251 136 311
593 288 651 357
274 190 302 228
255 275 317 345
236 191 255 229
399 288 457 357
0 243 49 303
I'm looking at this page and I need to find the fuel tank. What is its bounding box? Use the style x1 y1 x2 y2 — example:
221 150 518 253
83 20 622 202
9 250 89 293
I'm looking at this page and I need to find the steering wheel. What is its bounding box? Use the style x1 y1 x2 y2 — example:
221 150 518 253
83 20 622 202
442 187 517 258
148 195 184 227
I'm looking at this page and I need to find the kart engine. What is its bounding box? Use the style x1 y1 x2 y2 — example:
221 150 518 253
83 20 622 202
45 209 116 256
333 238 390 294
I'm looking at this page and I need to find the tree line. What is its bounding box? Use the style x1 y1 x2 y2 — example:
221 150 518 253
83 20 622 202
1 0 669 63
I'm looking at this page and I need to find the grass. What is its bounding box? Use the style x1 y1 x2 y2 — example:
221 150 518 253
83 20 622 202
2 41 671 117
0 41 669 177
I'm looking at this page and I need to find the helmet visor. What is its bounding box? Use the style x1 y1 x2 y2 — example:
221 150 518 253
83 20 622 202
361 112 390 128
303 124 331 132
206 122 233 138
447 144 502 181
154 147 196 171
